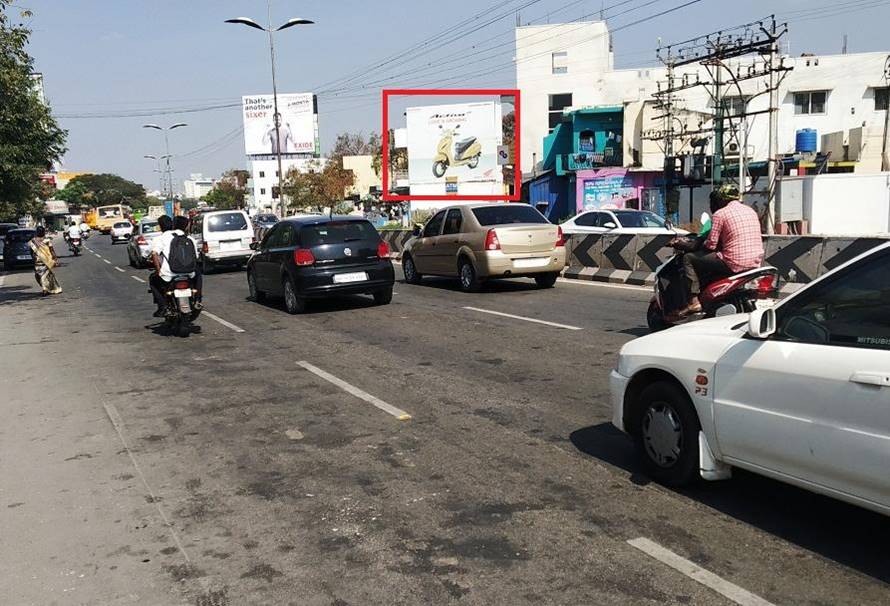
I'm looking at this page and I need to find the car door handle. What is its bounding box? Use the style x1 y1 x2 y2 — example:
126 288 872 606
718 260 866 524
850 372 890 387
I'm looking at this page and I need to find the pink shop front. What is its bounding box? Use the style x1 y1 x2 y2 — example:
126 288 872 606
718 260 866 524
575 168 664 215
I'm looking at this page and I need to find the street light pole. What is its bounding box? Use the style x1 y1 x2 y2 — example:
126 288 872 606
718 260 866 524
144 154 172 198
143 123 187 203
226 6 314 217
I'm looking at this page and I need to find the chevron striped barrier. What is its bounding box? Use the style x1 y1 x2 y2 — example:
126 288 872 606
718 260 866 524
565 234 890 286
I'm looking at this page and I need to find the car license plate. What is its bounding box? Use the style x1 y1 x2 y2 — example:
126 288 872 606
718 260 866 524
17 255 31 260
333 271 368 284
220 240 242 252
513 257 549 269
174 288 191 298
755 298 776 309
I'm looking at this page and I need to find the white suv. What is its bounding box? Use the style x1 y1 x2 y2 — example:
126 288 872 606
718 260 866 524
610 242 890 515
110 221 133 244
190 210 254 272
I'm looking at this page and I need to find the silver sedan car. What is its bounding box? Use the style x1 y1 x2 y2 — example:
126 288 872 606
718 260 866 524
126 218 163 268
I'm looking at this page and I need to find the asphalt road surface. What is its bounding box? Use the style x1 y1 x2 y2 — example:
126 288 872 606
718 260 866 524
2 234 889 606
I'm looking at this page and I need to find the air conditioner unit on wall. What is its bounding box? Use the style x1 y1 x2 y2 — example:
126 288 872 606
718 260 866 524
724 141 741 158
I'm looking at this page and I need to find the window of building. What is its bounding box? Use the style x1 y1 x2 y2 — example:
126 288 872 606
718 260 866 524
876 87 889 112
551 51 568 75
794 90 827 115
723 96 748 116
548 93 572 133
260 188 266 195
259 171 265 178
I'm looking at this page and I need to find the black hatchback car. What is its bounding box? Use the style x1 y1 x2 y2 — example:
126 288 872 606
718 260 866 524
246 216 395 314
3 228 36 270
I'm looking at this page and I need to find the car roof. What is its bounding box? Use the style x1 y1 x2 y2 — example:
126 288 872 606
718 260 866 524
282 215 368 226
8 228 35 234
202 209 248 216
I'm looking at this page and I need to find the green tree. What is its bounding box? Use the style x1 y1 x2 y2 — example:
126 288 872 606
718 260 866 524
200 169 249 210
372 129 406 182
0 2 68 220
57 173 146 209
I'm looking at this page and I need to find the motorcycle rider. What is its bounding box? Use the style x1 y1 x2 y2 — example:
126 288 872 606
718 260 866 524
79 220 90 238
148 215 202 317
65 221 81 245
678 186 764 317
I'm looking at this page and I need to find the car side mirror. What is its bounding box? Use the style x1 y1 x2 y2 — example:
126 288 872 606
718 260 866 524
412 225 422 237
747 307 776 339
603 221 617 229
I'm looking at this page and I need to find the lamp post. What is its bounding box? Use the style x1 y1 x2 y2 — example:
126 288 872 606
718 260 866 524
226 4 314 216
143 123 187 202
144 154 172 197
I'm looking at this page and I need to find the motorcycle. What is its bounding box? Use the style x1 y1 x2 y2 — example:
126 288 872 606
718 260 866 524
162 274 201 338
647 214 779 332
432 124 482 178
68 236 82 256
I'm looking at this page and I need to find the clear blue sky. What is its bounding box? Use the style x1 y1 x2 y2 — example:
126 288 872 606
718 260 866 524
20 0 890 191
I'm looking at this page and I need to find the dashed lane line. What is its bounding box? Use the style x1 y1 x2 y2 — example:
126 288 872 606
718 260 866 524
103 259 111 265
202 311 245 333
114 267 125 273
130 275 146 284
462 306 583 331
297 361 412 421
627 538 775 606
556 277 651 292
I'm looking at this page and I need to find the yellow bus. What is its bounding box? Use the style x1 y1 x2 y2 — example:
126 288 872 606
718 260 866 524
95 204 132 233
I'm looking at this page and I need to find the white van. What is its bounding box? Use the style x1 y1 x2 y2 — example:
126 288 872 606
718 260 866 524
190 210 254 271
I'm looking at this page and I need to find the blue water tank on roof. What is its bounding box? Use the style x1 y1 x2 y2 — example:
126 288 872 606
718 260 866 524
795 128 818 153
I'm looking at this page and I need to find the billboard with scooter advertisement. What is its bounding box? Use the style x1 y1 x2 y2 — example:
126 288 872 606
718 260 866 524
405 101 502 195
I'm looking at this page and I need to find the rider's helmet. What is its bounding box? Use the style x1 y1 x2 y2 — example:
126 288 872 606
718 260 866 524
709 184 739 213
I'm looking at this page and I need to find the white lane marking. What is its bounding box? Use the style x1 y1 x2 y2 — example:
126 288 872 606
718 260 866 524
0 274 5 288
103 259 111 265
96 388 192 565
114 267 125 273
297 360 412 421
202 311 245 333
94 253 101 258
628 538 775 606
130 275 146 284
557 277 650 292
462 306 583 331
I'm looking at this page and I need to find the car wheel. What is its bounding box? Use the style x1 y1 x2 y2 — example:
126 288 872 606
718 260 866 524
534 272 559 288
402 254 422 285
458 258 481 292
373 287 393 305
633 381 701 487
647 300 669 332
248 270 265 303
282 276 306 314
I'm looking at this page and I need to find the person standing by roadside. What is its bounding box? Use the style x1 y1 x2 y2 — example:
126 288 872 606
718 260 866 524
28 226 62 295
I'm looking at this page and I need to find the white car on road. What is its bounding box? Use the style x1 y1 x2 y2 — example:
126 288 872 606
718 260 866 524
561 209 684 236
610 242 890 515
110 221 134 244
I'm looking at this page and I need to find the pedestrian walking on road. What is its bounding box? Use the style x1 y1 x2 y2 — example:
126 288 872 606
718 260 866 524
28 226 62 296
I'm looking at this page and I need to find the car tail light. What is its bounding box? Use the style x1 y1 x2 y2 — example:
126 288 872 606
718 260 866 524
555 226 566 247
136 235 147 245
484 229 501 251
174 281 190 290
202 241 209 254
294 248 315 266
377 241 390 258
741 273 778 297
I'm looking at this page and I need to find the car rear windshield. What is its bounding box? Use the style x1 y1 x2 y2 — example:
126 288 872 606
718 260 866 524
472 205 549 226
300 221 378 246
114 222 130 228
256 214 278 223
613 211 666 228
142 222 160 233
207 212 248 232
0 224 18 236
7 230 35 242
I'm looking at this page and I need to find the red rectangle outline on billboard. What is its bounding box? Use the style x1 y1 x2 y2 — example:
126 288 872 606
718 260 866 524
382 88 520 202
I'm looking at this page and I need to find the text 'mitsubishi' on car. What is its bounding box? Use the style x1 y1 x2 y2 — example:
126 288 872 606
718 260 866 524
401 203 566 292
609 241 890 516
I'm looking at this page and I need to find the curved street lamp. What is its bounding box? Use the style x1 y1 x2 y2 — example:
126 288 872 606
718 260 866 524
143 123 188 201
226 4 314 216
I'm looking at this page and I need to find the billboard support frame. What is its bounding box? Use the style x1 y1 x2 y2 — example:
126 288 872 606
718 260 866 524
382 88 521 202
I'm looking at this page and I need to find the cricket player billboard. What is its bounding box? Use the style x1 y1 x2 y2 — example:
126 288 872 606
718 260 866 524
242 93 317 156
406 101 502 193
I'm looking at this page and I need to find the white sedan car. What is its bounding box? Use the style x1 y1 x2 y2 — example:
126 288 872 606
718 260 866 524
610 242 890 515
110 221 134 244
561 209 685 235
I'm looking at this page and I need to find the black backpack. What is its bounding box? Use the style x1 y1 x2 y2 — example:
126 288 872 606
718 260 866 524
167 233 197 274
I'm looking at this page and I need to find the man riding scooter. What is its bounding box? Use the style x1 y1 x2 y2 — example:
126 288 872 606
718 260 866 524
676 186 764 317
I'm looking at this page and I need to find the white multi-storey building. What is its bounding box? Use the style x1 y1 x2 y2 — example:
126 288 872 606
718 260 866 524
183 173 217 200
248 157 327 212
516 21 890 175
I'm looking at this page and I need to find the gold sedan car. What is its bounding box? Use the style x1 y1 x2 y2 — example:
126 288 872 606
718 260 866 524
401 203 566 292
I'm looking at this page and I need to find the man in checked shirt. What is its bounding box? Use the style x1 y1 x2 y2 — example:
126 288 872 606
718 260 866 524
679 187 764 317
